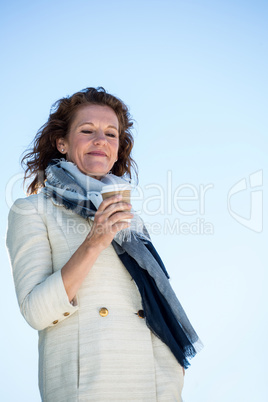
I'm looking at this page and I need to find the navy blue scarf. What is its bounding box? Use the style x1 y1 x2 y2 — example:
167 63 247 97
44 160 203 369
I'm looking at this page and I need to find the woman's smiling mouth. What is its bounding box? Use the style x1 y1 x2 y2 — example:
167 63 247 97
87 151 107 157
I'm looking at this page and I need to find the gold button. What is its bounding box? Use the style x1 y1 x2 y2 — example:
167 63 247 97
137 310 145 319
99 307 109 317
52 320 58 325
63 312 70 316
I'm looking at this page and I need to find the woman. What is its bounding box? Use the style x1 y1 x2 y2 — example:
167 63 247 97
6 87 202 401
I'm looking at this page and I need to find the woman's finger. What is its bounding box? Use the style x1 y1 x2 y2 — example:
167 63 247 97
88 214 131 242
97 194 123 212
110 221 131 234
107 211 134 226
95 201 132 222
92 211 133 236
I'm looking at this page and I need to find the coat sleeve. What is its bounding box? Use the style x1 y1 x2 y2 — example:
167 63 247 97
6 197 79 331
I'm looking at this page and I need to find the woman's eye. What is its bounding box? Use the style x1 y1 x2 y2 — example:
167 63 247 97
81 130 93 134
106 133 116 138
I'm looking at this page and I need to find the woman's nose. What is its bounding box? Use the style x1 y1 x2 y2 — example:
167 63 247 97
93 130 107 145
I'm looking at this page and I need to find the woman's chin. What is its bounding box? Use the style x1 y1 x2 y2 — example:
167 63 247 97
77 164 110 178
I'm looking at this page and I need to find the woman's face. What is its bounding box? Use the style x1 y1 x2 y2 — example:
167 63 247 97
57 104 119 179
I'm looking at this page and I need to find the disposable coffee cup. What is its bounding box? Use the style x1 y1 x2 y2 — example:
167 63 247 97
101 184 132 222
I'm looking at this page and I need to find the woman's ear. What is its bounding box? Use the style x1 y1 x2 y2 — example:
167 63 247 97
56 138 68 154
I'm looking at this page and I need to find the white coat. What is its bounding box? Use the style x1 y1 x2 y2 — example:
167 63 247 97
6 193 184 401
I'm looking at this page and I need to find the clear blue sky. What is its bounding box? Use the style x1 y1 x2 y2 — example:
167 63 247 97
1 1 267 401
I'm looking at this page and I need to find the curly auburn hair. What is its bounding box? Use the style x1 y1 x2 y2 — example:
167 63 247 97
22 87 138 195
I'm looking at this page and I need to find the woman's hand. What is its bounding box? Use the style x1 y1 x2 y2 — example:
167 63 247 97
86 194 133 251
61 194 133 302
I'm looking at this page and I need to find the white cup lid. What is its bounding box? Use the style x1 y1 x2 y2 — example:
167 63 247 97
101 183 132 194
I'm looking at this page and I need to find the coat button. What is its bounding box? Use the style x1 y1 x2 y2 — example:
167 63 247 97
52 320 59 325
99 307 109 317
137 310 145 318
63 312 70 316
